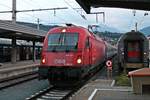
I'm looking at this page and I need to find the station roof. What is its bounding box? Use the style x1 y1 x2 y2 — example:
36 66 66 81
128 68 150 77
76 0 150 13
0 20 47 42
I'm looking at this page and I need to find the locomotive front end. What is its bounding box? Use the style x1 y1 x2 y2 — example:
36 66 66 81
38 27 86 85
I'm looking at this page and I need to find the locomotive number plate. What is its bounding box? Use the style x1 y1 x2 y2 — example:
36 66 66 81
54 59 66 64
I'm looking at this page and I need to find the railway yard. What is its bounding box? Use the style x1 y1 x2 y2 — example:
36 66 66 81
0 24 150 100
0 56 149 100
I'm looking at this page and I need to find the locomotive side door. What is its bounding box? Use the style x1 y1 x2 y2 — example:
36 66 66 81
84 37 92 67
124 40 127 62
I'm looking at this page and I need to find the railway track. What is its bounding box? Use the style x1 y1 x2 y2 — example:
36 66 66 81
0 71 38 90
26 66 104 100
26 56 116 100
26 86 75 100
26 73 100 100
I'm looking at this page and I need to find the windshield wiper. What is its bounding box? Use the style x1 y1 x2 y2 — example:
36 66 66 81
52 46 56 52
52 34 63 52
49 46 57 52
75 42 78 49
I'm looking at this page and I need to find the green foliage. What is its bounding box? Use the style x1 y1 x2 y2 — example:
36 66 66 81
115 73 131 86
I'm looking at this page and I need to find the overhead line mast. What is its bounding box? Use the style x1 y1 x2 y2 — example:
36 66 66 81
12 0 16 23
0 7 68 13
90 12 105 23
0 0 68 29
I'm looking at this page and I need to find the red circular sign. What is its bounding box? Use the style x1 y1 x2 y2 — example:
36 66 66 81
106 60 112 67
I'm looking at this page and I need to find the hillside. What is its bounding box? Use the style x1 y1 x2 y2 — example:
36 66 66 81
16 21 122 45
89 24 121 33
140 26 150 36
17 22 58 32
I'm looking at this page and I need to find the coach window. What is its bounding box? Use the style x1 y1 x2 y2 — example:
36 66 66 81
85 37 90 48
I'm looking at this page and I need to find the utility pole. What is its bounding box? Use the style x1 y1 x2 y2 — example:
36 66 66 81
90 12 105 23
133 10 136 16
135 22 138 31
37 18 40 30
135 12 148 32
0 7 68 13
54 9 56 16
12 0 16 23
11 0 17 63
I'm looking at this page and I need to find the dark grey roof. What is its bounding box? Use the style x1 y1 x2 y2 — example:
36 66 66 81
76 0 150 13
0 20 47 42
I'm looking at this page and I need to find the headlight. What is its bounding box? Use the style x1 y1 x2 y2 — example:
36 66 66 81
77 58 82 64
41 56 46 64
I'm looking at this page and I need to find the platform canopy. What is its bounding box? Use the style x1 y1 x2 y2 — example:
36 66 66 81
0 20 47 42
76 0 150 13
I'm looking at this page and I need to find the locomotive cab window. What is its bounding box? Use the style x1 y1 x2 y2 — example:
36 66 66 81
48 33 79 51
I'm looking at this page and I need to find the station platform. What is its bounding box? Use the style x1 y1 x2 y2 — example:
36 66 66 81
69 56 150 100
0 60 40 80
70 79 150 100
0 60 40 70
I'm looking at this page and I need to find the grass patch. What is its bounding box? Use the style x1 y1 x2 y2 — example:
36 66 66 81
115 73 131 86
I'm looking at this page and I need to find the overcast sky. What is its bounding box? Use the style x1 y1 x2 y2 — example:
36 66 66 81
0 0 150 32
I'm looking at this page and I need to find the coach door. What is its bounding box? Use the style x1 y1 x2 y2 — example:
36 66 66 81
125 40 142 63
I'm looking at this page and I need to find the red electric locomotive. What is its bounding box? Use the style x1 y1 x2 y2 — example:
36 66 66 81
39 25 107 85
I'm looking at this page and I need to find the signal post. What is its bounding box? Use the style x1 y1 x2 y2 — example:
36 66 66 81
106 60 113 79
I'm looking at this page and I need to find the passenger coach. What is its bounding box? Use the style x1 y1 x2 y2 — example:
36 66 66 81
117 30 149 70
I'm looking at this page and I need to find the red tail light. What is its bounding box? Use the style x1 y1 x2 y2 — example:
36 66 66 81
41 55 46 64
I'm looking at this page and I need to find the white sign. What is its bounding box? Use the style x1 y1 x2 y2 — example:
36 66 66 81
106 60 112 67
